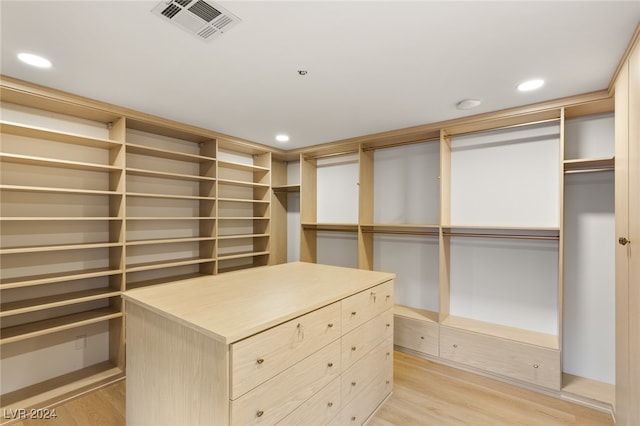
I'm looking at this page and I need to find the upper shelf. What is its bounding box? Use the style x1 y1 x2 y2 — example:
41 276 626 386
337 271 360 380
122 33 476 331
217 160 269 173
0 121 120 149
272 184 301 193
127 143 215 163
0 152 119 172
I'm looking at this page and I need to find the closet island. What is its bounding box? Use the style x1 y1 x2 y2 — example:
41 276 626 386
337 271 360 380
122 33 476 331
122 262 395 425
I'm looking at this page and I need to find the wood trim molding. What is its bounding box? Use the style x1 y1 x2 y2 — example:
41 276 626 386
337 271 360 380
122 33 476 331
609 22 640 94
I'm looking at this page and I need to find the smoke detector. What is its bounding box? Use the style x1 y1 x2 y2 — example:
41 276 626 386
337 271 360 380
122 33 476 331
152 0 241 41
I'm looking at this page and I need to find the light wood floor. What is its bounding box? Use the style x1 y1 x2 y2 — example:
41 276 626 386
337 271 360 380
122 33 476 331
13 351 613 426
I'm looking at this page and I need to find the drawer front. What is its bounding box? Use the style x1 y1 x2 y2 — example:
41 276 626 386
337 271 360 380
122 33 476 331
276 377 341 426
340 349 393 426
342 280 394 334
231 302 341 399
231 339 341 426
341 337 393 406
341 308 393 370
440 327 561 390
394 315 439 356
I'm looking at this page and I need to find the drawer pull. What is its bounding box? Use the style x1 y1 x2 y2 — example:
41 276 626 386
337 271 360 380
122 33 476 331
327 362 334 367
256 410 264 418
420 336 424 340
351 311 357 316
386 323 391 327
533 364 539 369
256 358 264 364
386 295 391 300
386 352 390 356
386 380 390 385
371 291 377 302
327 402 333 408
328 323 334 328
453 344 458 348
351 346 357 351
351 416 357 421
297 323 304 339
351 381 357 386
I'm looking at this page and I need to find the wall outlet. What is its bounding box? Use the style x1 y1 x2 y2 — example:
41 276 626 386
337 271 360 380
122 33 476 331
75 335 86 350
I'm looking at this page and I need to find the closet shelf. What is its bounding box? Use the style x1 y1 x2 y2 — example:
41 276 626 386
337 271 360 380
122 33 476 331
125 192 214 201
442 226 560 240
272 184 301 193
217 197 270 204
126 143 215 163
0 241 121 255
217 216 270 220
217 178 270 188
0 288 122 318
217 233 269 240
0 268 123 290
126 167 216 182
217 250 269 261
441 315 559 350
217 160 269 172
0 121 121 149
126 216 215 221
0 217 122 221
394 305 439 324
302 223 358 232
361 224 440 235
126 257 215 273
0 153 120 172
0 307 123 345
561 373 615 406
0 185 121 196
125 236 215 246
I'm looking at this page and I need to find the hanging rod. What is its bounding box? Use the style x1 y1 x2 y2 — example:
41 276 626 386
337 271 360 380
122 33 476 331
444 117 561 139
361 229 440 236
361 137 441 152
305 149 360 160
564 167 614 174
442 232 559 241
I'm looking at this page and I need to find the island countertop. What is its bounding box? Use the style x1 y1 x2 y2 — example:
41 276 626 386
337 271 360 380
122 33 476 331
122 262 395 344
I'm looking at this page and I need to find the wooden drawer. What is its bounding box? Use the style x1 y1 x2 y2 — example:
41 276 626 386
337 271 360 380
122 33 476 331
342 280 394 334
231 302 341 399
440 326 561 390
394 315 439 356
342 308 393 370
340 348 393 426
276 377 341 426
341 337 393 406
231 339 341 426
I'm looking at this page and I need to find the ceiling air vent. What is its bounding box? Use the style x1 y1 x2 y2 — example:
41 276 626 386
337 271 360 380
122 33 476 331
152 0 241 41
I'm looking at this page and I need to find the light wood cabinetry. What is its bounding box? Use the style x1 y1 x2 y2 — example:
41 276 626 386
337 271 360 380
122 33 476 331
123 262 395 426
0 76 276 417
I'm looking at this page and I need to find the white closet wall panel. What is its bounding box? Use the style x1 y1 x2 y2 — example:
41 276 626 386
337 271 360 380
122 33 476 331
564 113 615 160
450 122 561 227
563 172 615 384
373 235 439 312
373 143 440 224
316 154 359 224
316 231 358 268
449 237 559 335
287 193 300 262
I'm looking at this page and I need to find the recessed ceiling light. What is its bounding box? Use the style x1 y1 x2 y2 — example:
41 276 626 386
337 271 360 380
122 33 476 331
17 52 52 69
275 134 290 143
456 98 482 110
517 79 544 92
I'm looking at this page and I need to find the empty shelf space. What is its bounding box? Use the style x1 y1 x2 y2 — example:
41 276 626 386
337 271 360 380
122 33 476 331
217 250 269 261
126 217 214 221
0 307 123 345
561 373 615 406
441 315 559 350
126 272 211 290
126 236 215 246
0 288 122 318
126 257 215 273
217 160 269 172
126 143 215 163
0 268 123 290
0 153 120 172
217 197 270 204
0 361 124 413
1 241 121 255
126 167 216 182
394 305 439 323
0 121 121 149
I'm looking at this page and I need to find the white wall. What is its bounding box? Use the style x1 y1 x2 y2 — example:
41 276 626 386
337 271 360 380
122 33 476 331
316 154 359 224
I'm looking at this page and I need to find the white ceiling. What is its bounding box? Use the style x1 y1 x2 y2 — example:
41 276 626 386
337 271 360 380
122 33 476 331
1 1 639 149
